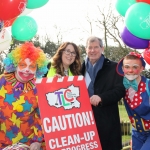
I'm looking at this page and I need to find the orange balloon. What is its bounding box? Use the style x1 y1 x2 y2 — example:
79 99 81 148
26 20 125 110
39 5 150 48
143 47 150 64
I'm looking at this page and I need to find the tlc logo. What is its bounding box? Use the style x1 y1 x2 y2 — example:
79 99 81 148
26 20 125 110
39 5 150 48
54 89 74 106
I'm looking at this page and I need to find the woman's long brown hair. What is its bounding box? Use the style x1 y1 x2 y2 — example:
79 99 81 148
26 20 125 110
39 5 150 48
51 42 81 76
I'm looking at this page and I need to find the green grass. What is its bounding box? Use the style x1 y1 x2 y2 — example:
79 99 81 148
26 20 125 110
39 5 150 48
119 103 131 145
122 135 131 143
119 104 129 121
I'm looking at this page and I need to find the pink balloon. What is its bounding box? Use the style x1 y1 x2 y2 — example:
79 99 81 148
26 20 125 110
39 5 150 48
136 0 150 4
143 48 150 64
0 28 12 52
4 17 17 27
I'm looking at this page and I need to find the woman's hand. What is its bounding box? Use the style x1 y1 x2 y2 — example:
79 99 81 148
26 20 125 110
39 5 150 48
54 74 62 78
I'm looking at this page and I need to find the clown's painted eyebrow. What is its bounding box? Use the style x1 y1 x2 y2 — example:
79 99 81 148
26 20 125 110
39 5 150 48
123 64 140 67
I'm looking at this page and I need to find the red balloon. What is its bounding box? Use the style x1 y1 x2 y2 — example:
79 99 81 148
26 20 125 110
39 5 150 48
4 17 17 27
136 0 150 4
0 0 27 20
143 47 150 64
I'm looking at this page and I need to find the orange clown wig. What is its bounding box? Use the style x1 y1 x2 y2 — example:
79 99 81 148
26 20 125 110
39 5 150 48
3 42 48 78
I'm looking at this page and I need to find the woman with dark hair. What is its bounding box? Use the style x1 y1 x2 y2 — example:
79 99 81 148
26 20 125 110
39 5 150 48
46 42 81 77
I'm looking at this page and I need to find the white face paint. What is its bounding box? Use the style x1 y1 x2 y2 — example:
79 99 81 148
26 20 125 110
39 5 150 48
122 59 143 81
124 74 139 81
15 58 37 83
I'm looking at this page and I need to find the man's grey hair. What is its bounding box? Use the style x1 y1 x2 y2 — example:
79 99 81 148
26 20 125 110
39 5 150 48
86 36 103 48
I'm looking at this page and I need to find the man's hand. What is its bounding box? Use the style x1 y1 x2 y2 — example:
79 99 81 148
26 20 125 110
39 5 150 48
90 95 101 106
30 142 41 150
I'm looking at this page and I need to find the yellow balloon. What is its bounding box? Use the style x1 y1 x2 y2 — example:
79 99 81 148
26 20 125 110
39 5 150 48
16 105 23 112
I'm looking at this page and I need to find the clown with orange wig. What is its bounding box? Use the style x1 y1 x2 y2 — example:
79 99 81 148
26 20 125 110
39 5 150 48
0 42 48 150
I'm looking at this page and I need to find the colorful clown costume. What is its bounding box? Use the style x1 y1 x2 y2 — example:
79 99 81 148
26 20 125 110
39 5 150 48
0 72 45 149
124 76 150 150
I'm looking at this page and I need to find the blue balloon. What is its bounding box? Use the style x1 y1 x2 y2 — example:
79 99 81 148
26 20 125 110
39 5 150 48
11 16 38 41
121 26 149 49
27 0 49 9
115 0 136 17
125 3 150 39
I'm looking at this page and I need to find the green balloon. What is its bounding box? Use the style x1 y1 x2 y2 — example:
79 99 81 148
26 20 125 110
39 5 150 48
27 0 49 9
11 16 38 41
125 2 150 39
115 0 136 17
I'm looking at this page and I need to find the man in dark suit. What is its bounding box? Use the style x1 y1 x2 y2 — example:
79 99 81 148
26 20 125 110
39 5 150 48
81 36 125 150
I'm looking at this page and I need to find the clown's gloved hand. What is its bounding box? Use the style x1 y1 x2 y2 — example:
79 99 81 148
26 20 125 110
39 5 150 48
30 142 41 150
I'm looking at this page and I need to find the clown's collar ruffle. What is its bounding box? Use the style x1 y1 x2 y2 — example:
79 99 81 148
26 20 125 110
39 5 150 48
4 72 36 92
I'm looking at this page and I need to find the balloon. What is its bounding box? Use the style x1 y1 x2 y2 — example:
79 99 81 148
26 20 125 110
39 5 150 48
4 18 17 27
26 0 49 9
11 16 38 41
143 48 150 64
0 20 4 32
115 0 136 17
125 3 150 39
121 26 149 49
20 8 33 16
0 0 27 20
136 0 150 4
0 28 12 52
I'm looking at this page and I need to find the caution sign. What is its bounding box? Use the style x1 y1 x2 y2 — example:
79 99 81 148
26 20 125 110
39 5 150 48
36 75 102 150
